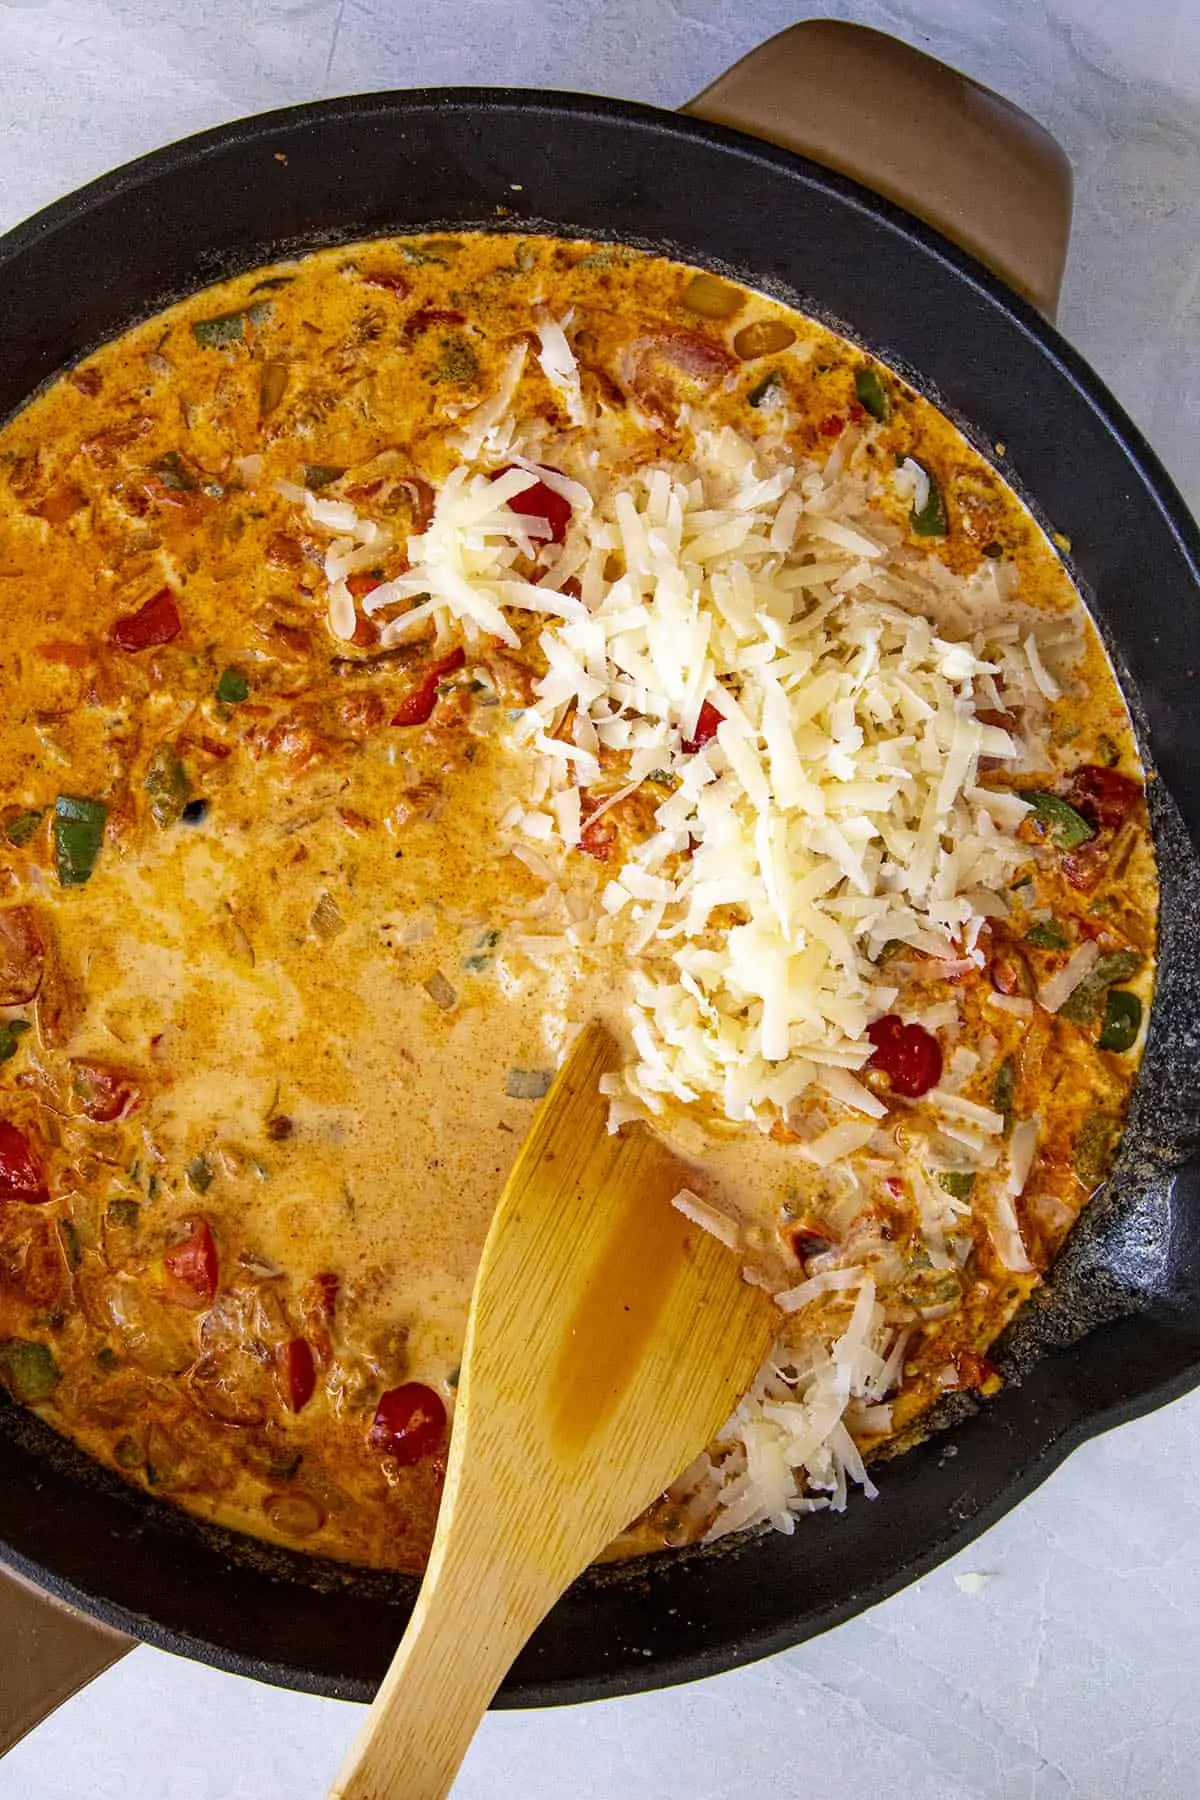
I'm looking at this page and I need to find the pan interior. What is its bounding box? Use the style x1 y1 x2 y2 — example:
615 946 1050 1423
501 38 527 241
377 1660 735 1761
0 91 1198 1704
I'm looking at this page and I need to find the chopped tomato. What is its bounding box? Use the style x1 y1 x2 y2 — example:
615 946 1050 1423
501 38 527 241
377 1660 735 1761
579 810 617 862
682 698 722 754
400 474 436 532
654 329 736 382
300 1271 340 1363
951 1349 1001 1392
0 904 46 1006
35 640 91 667
280 1337 316 1411
346 572 382 599
314 1272 340 1320
343 479 384 504
404 307 467 338
866 1014 943 1098
70 1060 141 1123
1066 764 1142 832
989 937 1033 998
625 330 737 419
491 466 572 545
197 736 232 760
265 532 304 570
359 270 411 297
391 648 466 727
31 478 87 522
1061 764 1143 890
820 414 846 438
110 587 181 652
82 420 149 467
164 1219 219 1307
0 1122 50 1205
369 1382 447 1466
339 691 386 736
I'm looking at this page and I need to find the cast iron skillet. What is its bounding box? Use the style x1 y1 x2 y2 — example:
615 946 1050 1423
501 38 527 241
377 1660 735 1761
1 19 1199 1742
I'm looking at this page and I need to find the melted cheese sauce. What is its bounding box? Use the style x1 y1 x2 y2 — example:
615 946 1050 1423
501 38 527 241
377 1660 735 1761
0 234 1155 1568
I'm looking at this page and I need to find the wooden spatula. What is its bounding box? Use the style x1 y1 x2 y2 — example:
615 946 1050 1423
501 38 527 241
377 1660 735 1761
328 1021 777 1800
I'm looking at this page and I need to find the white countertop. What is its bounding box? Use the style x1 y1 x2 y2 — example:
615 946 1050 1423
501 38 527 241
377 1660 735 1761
1 3 1198 1796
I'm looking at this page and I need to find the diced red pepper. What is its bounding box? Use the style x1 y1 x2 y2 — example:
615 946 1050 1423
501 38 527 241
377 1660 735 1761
110 587 182 652
197 736 232 761
70 1060 141 1123
0 1122 50 1206
280 1337 316 1411
865 1014 943 1098
848 402 867 423
404 307 467 338
391 648 466 727
682 698 722 755
164 1219 219 1307
369 1382 447 1466
491 466 572 546
820 414 846 438
360 270 410 297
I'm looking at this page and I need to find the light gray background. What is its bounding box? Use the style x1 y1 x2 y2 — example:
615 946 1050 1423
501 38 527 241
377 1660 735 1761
1 3 1198 1796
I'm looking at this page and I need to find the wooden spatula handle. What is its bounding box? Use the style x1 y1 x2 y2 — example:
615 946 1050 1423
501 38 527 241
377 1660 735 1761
329 1525 561 1800
329 1024 777 1800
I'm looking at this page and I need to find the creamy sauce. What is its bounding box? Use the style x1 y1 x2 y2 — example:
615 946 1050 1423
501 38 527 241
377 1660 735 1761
0 233 1155 1568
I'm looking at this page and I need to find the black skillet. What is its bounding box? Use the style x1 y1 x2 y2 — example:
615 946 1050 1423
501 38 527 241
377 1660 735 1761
2 18 1199 1754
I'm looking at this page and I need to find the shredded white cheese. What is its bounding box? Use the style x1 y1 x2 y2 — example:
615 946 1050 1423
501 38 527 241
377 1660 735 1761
1038 939 1100 1014
536 315 587 426
293 405 1074 1138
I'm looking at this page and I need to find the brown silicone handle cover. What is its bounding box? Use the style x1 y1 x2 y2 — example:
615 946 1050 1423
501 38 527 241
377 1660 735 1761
0 1561 132 1756
686 19 1072 317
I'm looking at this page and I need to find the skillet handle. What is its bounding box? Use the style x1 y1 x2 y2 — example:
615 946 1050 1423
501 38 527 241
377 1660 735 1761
685 19 1072 319
0 1561 132 1757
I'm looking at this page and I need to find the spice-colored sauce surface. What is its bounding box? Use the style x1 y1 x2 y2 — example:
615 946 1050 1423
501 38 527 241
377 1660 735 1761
0 235 1155 1568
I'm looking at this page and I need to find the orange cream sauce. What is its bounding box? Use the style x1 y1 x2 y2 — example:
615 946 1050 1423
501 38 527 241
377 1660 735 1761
0 234 1154 1568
